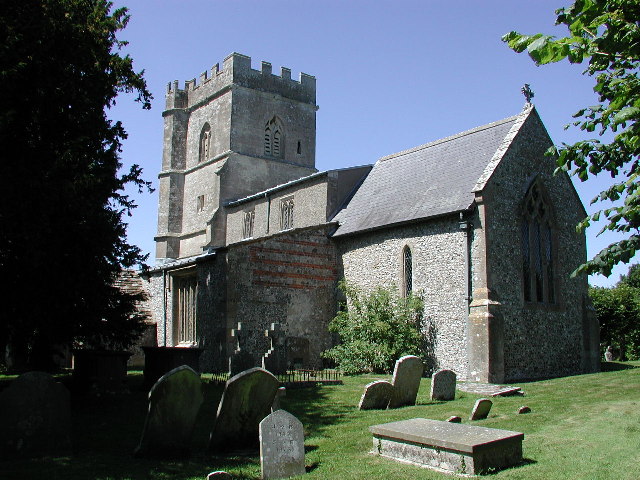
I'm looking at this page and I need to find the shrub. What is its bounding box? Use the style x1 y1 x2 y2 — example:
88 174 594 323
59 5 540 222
322 282 425 374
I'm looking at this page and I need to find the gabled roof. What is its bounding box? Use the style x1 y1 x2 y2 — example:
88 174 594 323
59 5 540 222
332 105 533 237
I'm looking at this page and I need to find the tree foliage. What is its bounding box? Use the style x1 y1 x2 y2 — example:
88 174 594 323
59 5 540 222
322 282 426 375
503 0 640 277
590 277 640 360
0 1 152 369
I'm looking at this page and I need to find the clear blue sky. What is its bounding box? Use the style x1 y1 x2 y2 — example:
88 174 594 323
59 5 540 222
110 0 633 287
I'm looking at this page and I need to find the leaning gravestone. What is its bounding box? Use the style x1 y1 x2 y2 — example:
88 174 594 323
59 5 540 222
388 355 424 408
0 371 71 459
470 398 493 420
358 380 394 410
430 369 456 401
210 367 279 453
207 472 232 479
134 365 203 458
259 409 306 480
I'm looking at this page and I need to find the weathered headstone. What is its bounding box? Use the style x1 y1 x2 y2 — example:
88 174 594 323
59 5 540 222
207 472 232 479
388 355 424 408
135 365 203 458
470 398 493 420
447 415 462 423
604 345 614 362
259 409 306 480
358 380 394 410
517 406 531 414
0 371 71 458
430 369 456 401
209 367 279 453
272 386 287 412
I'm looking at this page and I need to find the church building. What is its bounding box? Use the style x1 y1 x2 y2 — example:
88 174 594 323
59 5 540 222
143 53 600 383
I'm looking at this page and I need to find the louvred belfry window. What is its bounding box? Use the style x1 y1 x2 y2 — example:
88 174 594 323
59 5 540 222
199 123 211 163
264 117 283 158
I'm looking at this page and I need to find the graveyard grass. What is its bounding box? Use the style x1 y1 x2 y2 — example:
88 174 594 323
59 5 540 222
1 363 639 479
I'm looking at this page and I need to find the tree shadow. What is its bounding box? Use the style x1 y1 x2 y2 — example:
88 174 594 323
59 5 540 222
600 361 639 372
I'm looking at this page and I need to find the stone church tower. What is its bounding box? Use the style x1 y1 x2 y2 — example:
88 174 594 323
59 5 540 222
155 53 318 261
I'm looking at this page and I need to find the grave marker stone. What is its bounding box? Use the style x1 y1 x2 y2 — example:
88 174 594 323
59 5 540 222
0 371 71 458
262 323 287 375
209 367 279 453
229 322 257 376
470 398 493 420
259 409 306 479
388 355 424 408
430 369 456 401
358 380 393 410
134 365 203 458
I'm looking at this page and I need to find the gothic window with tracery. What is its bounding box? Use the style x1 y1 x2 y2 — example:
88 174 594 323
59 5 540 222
402 245 413 296
521 181 555 304
264 117 283 158
199 123 211 163
280 197 294 230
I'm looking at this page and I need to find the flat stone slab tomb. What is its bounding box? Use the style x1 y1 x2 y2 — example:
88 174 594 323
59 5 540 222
369 418 523 475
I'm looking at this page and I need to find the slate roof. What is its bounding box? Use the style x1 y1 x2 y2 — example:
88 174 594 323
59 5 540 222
332 108 529 237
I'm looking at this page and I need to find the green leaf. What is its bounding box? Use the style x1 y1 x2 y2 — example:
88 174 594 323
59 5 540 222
613 107 640 125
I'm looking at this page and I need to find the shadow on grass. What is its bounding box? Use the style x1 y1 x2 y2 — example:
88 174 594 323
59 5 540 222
1 373 353 480
600 361 639 372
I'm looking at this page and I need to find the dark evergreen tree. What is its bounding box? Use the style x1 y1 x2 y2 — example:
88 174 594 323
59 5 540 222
0 0 152 369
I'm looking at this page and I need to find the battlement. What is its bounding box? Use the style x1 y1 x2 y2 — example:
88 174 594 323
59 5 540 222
165 53 316 110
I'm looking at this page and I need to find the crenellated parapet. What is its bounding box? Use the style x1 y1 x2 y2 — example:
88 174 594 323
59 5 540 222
165 52 316 110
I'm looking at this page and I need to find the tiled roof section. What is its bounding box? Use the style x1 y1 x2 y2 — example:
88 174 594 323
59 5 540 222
113 270 153 321
332 112 522 237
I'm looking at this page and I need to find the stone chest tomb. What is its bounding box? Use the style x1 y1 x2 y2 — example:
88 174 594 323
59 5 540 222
369 418 524 475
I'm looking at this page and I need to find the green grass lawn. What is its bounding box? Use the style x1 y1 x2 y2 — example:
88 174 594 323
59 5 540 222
2 363 640 479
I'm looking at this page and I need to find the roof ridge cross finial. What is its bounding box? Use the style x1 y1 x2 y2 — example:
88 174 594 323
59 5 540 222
521 84 534 104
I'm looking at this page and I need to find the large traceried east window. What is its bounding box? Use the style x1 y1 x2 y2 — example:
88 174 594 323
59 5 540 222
280 196 294 230
173 274 197 344
264 117 284 158
521 181 555 304
199 123 211 163
402 245 413 296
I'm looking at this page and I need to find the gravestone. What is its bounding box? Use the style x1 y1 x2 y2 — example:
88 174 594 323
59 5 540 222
358 380 394 410
518 406 531 414
272 387 286 412
430 369 456 401
259 409 306 479
209 367 279 453
0 372 72 459
286 337 310 369
447 416 462 423
604 345 614 362
134 365 203 458
470 398 493 420
388 355 424 408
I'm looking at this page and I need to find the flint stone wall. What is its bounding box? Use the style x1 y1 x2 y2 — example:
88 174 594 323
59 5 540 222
337 217 469 378
481 110 598 380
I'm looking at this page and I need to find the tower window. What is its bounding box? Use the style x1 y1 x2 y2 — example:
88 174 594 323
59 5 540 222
402 246 413 296
199 123 211 163
297 141 302 155
242 209 255 239
264 117 284 159
521 181 555 304
280 197 294 230
196 195 205 212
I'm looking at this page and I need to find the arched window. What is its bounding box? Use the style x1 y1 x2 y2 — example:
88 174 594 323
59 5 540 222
402 246 413 296
199 123 211 163
264 117 284 158
521 181 555 304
